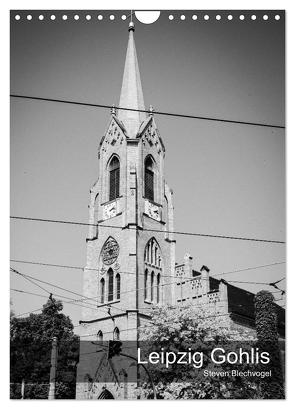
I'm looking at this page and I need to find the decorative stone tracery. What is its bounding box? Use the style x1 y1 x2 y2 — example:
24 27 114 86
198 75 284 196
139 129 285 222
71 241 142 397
144 238 162 304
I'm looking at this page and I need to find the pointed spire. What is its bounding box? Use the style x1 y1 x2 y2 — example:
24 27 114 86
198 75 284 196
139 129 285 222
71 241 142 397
118 22 147 137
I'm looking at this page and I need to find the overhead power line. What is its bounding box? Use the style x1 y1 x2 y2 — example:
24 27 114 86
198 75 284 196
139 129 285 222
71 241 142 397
12 286 282 311
213 262 286 277
10 267 99 309
14 307 43 318
10 215 285 244
10 257 286 280
227 277 285 285
10 267 126 314
10 288 99 312
10 94 285 129
10 266 285 314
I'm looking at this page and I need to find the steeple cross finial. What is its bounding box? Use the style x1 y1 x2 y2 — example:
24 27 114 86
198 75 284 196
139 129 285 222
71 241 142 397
111 104 117 116
128 10 135 31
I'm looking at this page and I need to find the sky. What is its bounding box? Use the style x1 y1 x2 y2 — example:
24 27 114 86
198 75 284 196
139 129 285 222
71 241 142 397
10 10 285 330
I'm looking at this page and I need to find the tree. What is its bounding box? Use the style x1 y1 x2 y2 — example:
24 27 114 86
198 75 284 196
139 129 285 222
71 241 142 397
10 296 79 399
254 291 284 399
138 304 261 399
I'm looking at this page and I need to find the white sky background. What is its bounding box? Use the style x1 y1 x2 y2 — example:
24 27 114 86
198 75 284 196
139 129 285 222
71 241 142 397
10 10 285 328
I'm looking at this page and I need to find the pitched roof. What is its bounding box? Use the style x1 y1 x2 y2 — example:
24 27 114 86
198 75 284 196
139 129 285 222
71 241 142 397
117 23 147 138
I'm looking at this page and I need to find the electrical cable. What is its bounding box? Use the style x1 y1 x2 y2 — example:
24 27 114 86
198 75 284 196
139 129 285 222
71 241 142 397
10 258 286 280
10 215 285 244
10 94 285 129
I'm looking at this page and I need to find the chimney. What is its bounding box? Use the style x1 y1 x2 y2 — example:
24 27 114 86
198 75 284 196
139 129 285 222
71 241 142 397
184 253 193 277
200 265 210 293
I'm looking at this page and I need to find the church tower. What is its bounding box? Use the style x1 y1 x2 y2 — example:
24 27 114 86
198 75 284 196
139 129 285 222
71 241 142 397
78 21 175 349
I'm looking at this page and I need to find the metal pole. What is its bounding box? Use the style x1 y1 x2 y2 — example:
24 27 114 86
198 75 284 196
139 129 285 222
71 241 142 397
48 337 58 399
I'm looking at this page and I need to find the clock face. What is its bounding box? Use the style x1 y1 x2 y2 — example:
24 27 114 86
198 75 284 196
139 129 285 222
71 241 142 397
103 201 117 220
145 200 160 221
101 237 119 265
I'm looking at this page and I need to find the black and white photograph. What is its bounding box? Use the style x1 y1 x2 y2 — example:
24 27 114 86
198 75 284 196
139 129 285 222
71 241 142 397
9 9 285 400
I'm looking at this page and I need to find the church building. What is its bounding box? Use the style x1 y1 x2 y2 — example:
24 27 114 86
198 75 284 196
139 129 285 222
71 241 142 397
76 22 285 399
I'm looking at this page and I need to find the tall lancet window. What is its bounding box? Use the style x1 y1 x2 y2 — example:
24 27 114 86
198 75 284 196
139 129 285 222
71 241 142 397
151 272 155 302
108 269 114 301
109 156 120 201
144 237 163 304
144 156 154 202
116 273 121 300
100 278 105 304
144 269 148 300
157 273 161 304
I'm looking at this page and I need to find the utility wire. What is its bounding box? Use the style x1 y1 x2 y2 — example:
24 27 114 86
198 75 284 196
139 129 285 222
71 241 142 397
10 94 285 129
12 267 51 295
10 267 126 314
10 276 99 309
10 215 285 244
227 277 285 285
10 269 102 311
12 272 285 320
10 288 100 312
10 258 286 280
14 307 44 318
10 266 285 313
12 286 283 314
11 264 286 305
213 262 286 278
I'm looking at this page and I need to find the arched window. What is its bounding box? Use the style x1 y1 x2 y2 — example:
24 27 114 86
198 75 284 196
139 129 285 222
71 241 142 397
144 243 150 263
114 327 120 341
144 238 163 304
116 273 121 299
157 273 161 303
150 241 154 265
100 278 105 304
97 330 103 341
109 156 120 201
151 271 154 302
144 269 148 300
144 156 154 201
108 269 114 302
145 238 161 268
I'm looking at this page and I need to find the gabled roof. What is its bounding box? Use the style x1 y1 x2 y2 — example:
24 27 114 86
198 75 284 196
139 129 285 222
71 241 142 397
137 115 166 153
99 114 127 149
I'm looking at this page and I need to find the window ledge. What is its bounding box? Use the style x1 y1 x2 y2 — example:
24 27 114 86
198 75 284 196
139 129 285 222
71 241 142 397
143 212 165 224
143 197 163 208
97 211 122 223
101 196 123 206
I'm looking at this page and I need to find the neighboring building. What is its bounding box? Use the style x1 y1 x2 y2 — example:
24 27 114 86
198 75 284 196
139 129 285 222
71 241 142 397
76 22 285 399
